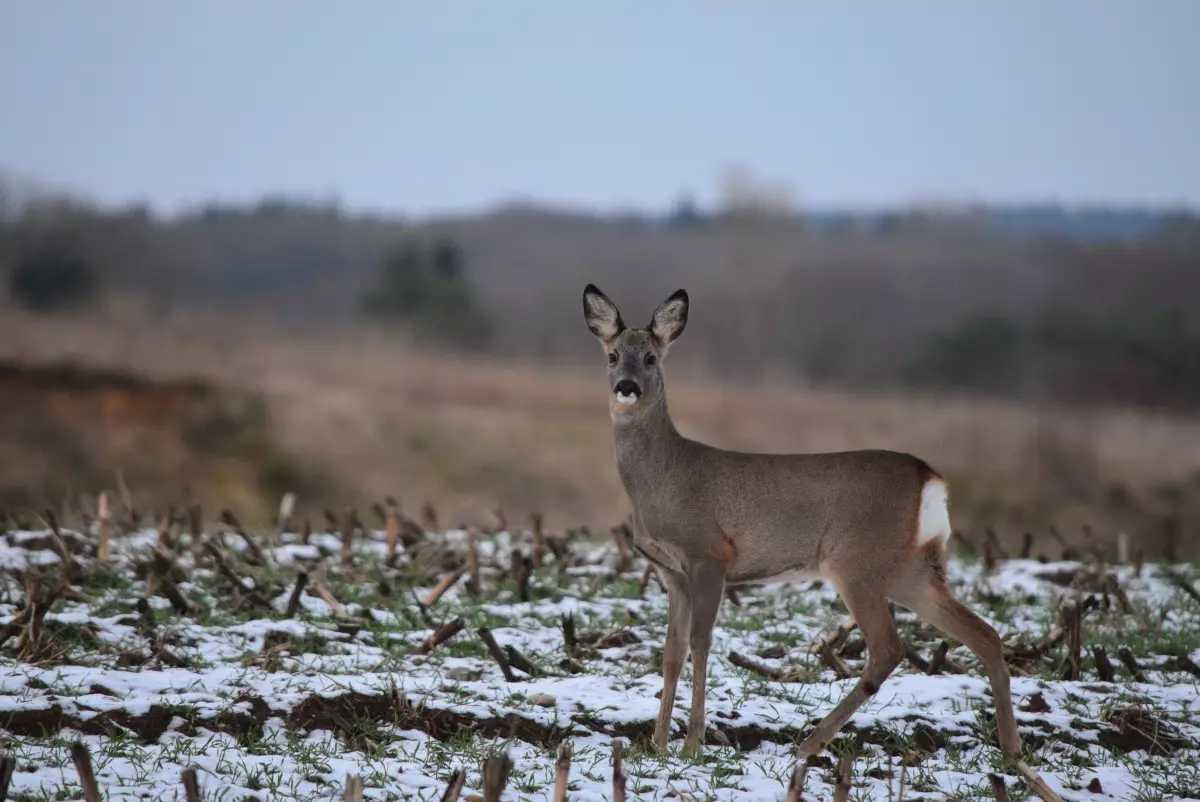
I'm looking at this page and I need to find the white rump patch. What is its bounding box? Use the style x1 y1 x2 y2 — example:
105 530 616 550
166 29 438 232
916 479 951 545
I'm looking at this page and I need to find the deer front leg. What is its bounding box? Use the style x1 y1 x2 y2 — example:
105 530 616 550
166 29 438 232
797 584 904 759
652 572 691 751
682 562 726 757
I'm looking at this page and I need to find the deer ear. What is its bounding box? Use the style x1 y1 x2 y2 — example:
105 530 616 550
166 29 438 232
582 284 625 342
650 289 689 348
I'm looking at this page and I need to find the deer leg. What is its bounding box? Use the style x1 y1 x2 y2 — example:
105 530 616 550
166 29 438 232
891 554 1064 802
652 570 691 751
797 582 904 759
681 562 726 757
891 574 1020 758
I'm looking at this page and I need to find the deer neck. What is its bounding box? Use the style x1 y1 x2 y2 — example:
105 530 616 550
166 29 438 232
612 394 684 496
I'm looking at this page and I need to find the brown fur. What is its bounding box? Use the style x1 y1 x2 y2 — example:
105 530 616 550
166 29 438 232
705 535 736 566
918 539 949 586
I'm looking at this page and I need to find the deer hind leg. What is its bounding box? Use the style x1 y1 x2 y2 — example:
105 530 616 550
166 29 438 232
891 547 1065 802
681 562 726 757
652 569 691 751
890 562 1021 759
797 580 905 759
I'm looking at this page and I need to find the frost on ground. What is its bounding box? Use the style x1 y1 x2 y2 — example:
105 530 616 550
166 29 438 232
1 522 1199 801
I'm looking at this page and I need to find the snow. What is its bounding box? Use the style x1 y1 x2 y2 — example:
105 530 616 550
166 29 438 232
1 526 1198 800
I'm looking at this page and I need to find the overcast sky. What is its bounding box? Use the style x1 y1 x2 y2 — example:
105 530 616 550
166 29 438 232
2 1 1198 215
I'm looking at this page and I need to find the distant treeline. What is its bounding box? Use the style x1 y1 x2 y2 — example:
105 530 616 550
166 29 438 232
2 173 1200 410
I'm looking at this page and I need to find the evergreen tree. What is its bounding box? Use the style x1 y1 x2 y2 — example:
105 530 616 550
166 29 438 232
361 235 492 350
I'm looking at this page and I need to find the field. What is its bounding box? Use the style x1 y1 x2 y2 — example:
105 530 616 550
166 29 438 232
4 309 1200 557
2 510 1199 801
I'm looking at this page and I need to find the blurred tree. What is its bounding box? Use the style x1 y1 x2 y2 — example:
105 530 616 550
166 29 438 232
905 313 1025 393
362 241 426 318
907 303 1200 410
0 182 12 225
9 238 98 311
717 163 796 222
666 193 704 229
1155 212 1200 246
1032 306 1200 409
431 236 463 279
361 235 492 350
5 174 1200 411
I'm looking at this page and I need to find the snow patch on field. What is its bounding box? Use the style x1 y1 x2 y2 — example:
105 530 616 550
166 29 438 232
1 526 1198 800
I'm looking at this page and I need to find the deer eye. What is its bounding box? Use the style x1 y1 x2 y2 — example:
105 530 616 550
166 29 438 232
607 351 618 365
644 353 658 367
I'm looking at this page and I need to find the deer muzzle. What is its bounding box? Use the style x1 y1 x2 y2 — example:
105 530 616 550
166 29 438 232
613 378 641 405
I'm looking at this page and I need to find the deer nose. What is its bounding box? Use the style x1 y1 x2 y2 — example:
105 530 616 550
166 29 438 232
613 379 641 398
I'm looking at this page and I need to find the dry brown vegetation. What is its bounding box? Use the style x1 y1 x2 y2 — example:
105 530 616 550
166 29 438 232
0 356 305 523
3 309 1200 556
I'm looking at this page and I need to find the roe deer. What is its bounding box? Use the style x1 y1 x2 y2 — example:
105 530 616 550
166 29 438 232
582 285 1062 802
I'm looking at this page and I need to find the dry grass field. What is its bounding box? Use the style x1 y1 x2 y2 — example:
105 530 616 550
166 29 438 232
2 309 1200 557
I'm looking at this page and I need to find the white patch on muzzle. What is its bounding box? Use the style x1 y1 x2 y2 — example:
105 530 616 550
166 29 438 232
616 392 639 406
